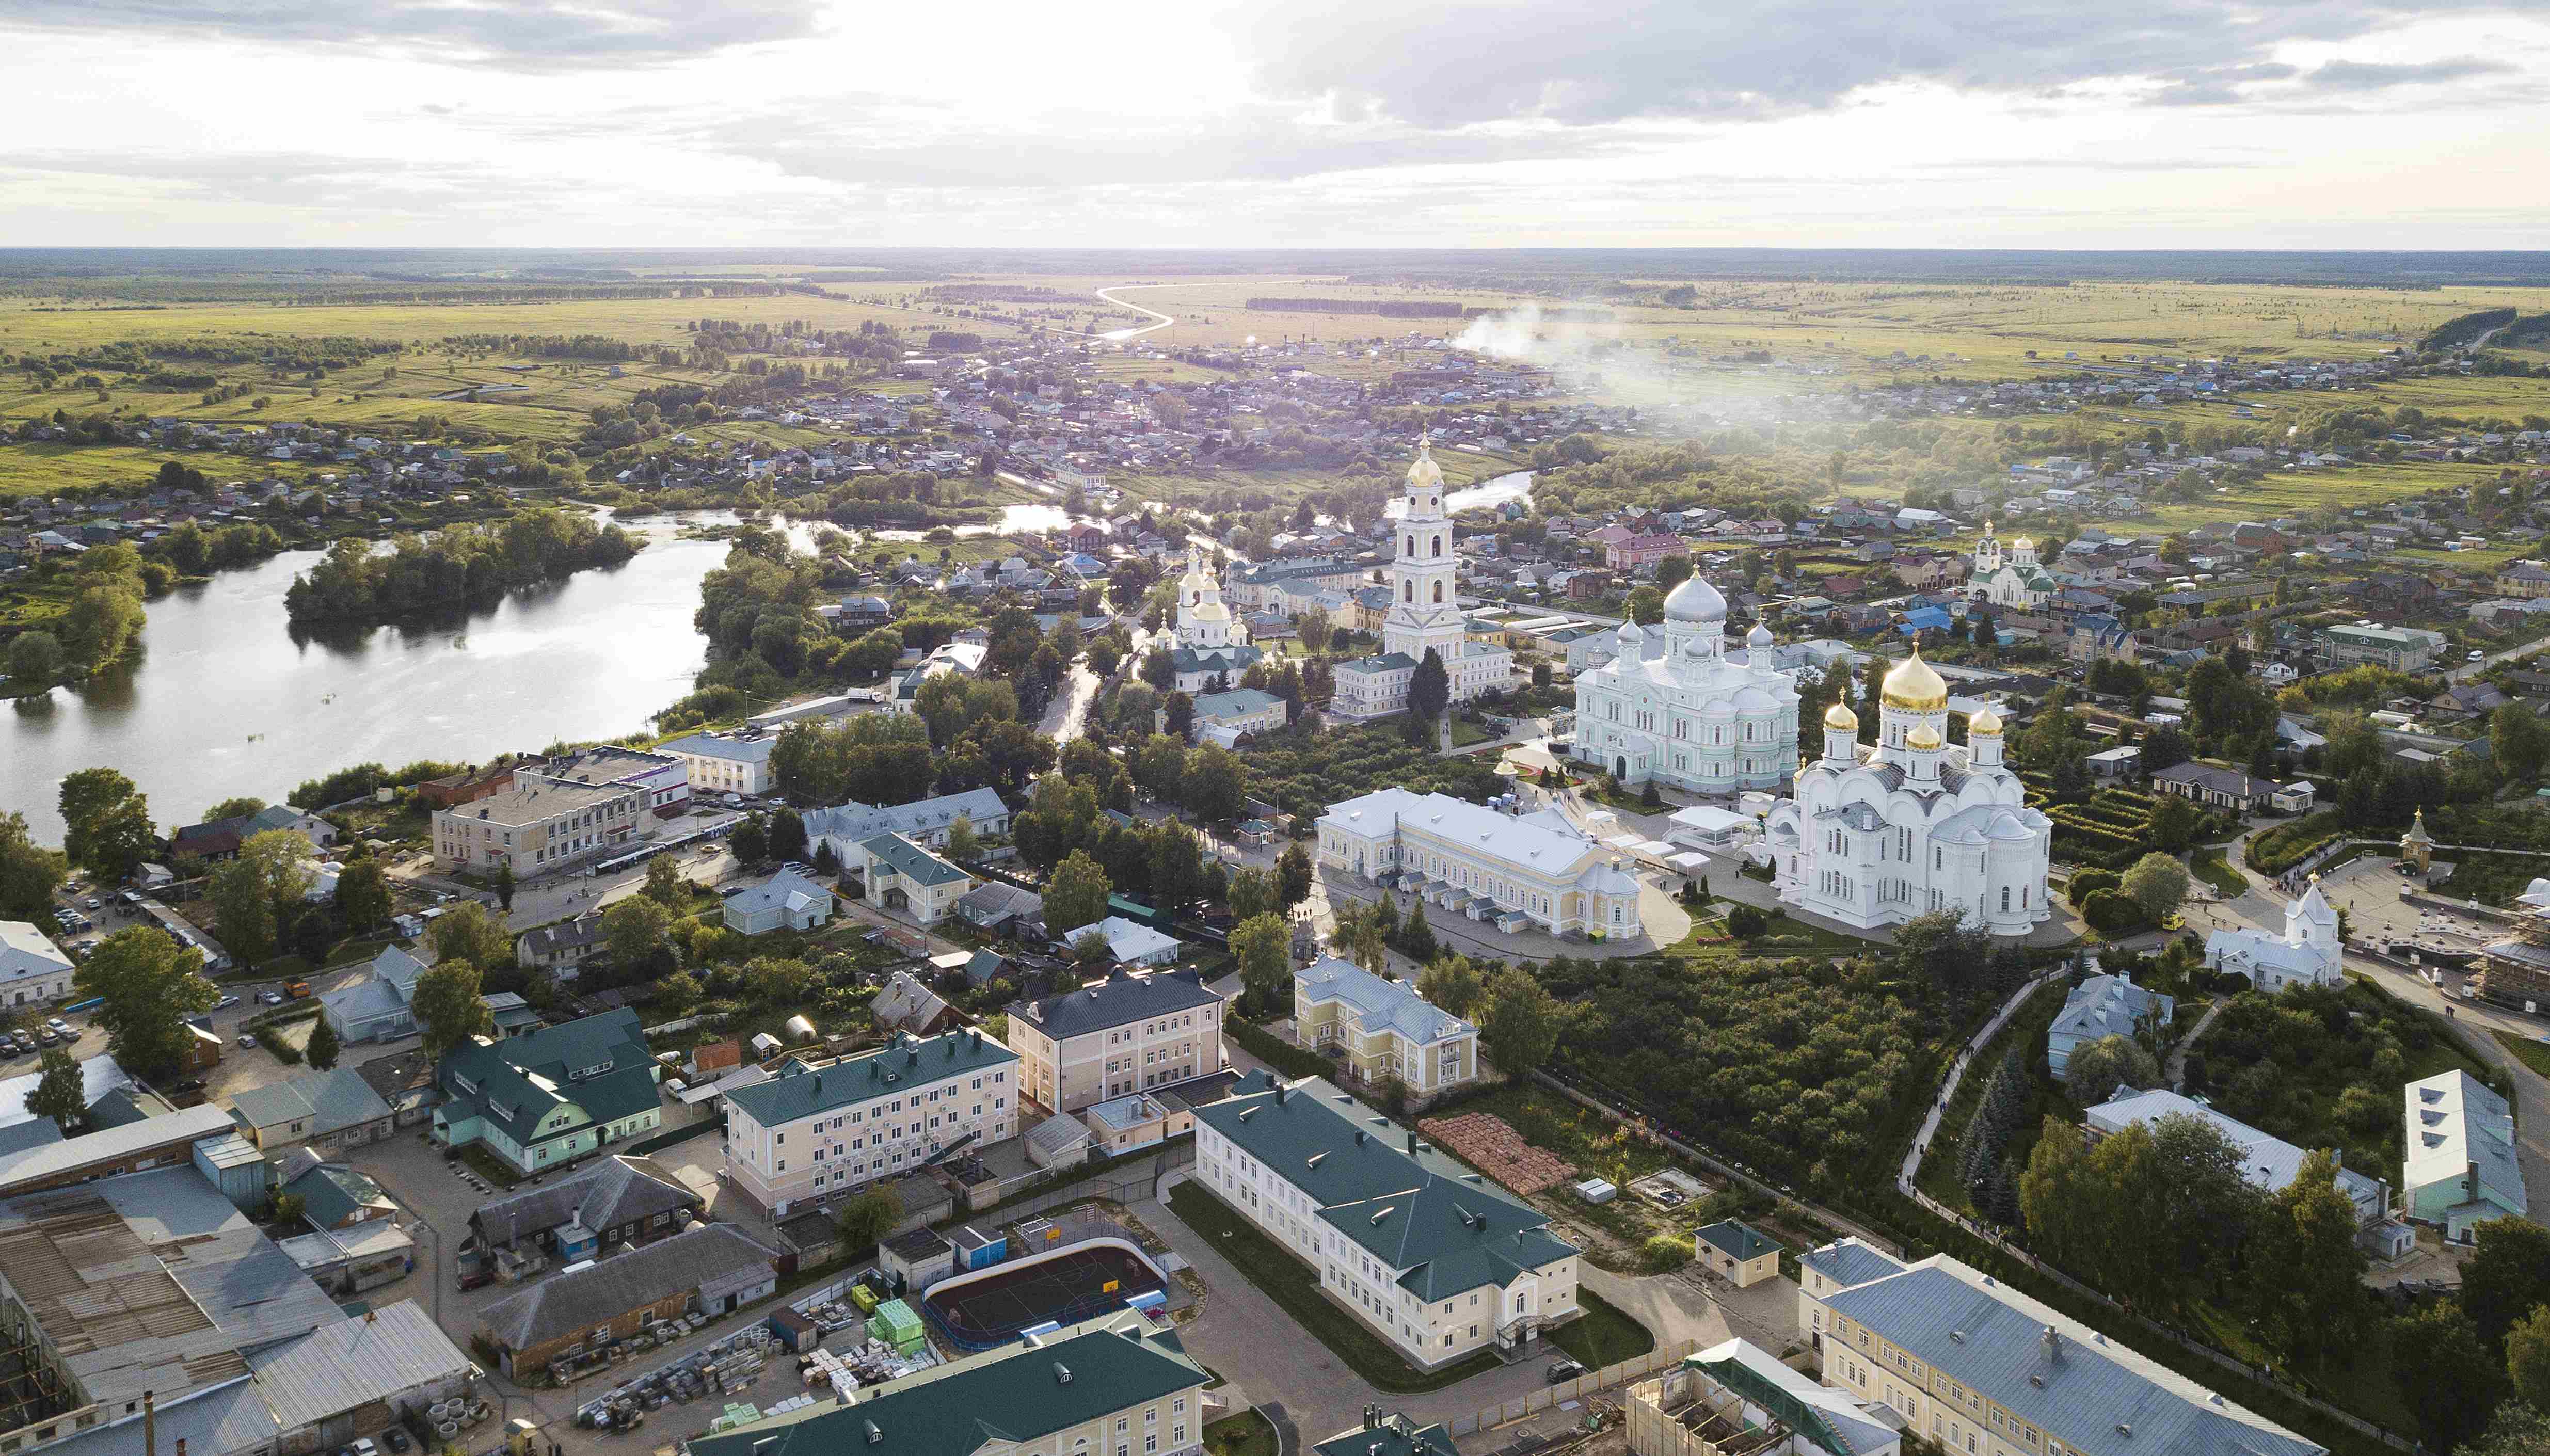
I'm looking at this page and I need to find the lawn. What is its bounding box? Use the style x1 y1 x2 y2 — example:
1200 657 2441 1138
1544 1286 1656 1368
1164 1182 1503 1392
2488 1027 2550 1080
1201 1412 1277 1456
2191 849 2247 898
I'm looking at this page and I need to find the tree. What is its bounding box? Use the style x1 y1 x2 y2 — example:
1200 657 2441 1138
602 897 677 975
427 901 509 973
1182 743 1248 824
75 927 217 1078
57 768 152 883
1408 647 1452 724
1163 691 1195 741
768 807 808 863
656 970 702 1018
2255 1148 2367 1362
1045 851 1112 937
836 1186 903 1251
2465 1217 2550 1350
1071 929 1116 969
642 853 688 907
1231 914 1290 1003
336 857 391 931
2511 1308 2550 1415
2148 794 2201 854
730 813 769 865
305 1013 341 1071
2062 1034 2159 1105
1624 586 1664 625
414 958 495 1059
1478 969 1562 1078
2465 1403 2550 1456
1274 843 1314 912
944 815 980 864
207 859 279 966
2393 1303 2504 1453
5 629 62 687
493 861 516 911
1417 955 1487 1018
2119 853 2190 923
1656 555 1693 592
26 1048 85 1134
1398 903 1437 962
1227 867 1276 921
0 813 67 919
2495 705 2550 784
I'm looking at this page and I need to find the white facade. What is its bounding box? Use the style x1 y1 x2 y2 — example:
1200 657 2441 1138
1161 550 1264 694
1317 788 1644 941
1331 440 1513 719
1968 523 2055 611
2204 878 2342 990
721 1030 1017 1218
1572 580 1800 795
1766 654 2052 937
0 922 73 1005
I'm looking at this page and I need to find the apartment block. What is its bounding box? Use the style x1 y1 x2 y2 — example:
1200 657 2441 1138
722 1029 1018 1218
431 775 644 876
1006 968 1225 1114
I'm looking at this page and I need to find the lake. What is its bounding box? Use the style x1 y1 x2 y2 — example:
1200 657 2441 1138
2 516 734 845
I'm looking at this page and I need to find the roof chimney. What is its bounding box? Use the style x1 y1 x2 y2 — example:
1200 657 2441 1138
2042 1325 2062 1358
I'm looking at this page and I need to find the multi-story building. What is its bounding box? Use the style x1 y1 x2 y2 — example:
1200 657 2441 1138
2089 1086 2408 1256
431 775 644 877
677 1310 1208 1456
1805 1252 2325 1456
2403 1069 2526 1242
1571 576 1800 796
803 786 1011 856
1318 787 1645 941
1605 532 1688 572
1293 957 1477 1099
722 1029 1018 1218
1193 1071 1582 1368
1006 968 1225 1113
1331 440 1515 719
540 743 690 814
657 729 778 795
433 1010 663 1176
2319 622 2442 671
842 834 973 925
0 921 74 1005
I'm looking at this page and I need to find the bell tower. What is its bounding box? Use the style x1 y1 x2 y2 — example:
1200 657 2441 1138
1383 437 1466 663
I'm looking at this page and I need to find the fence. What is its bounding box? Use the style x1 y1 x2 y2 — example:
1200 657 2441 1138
1443 1339 1697 1438
936 1148 1193 1231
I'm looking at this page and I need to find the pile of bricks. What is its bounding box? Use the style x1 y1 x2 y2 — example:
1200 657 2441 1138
1419 1112 1574 1196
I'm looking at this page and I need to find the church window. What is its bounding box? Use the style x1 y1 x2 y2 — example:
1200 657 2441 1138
1404 581 1414 603
1405 536 1414 556
1432 534 1443 557
1433 581 1444 603
2000 887 2011 913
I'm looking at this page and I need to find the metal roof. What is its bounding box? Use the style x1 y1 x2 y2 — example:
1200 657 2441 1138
1800 1238 1906 1291
0 1103 234 1191
1695 1220 1781 1262
1014 966 1216 1041
1822 1260 2323 1456
722 1031 1015 1129
230 1067 394 1140
1294 958 1472 1048
246 1301 471 1431
478 1224 775 1352
2404 1070 2525 1217
471 1155 699 1247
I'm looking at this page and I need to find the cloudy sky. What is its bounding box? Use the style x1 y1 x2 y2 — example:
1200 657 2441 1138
3 0 2546 249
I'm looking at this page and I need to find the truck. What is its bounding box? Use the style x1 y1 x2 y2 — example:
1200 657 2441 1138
284 979 311 999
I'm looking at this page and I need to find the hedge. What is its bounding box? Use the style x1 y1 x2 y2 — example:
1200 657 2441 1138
2081 890 2147 936
1229 1021 1330 1081
2066 869 2121 905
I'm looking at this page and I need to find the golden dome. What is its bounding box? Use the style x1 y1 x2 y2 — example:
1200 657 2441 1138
1824 701 1859 731
1406 435 1443 492
1906 725 1943 751
1882 646 1950 712
2011 536 2036 552
1968 705 2004 737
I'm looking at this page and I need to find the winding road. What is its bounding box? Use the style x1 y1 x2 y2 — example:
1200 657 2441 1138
1093 284 1183 342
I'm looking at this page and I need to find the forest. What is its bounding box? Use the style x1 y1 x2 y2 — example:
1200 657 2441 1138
281 510 638 627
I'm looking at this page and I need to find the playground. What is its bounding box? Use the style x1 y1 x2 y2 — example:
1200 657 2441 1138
920 1237 1170 1350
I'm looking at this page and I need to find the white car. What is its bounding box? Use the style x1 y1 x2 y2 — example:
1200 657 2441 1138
216 995 240 1010
44 1019 69 1037
2469 650 2486 661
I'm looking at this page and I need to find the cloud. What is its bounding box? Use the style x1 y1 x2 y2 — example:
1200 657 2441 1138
0 1 823 70
1222 1 2543 125
2306 56 2519 89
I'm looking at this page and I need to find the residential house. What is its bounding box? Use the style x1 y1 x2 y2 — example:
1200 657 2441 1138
803 787 1011 858
230 1067 397 1156
870 969 958 1036
722 870 836 935
476 1223 776 1378
434 1010 663 1176
2493 561 2550 599
843 835 971 925
1054 915 1183 966
1606 533 1687 572
2045 972 2172 1076
1183 687 1287 744
721 1028 1018 1218
955 881 1044 936
2150 761 2273 813
319 943 430 1045
1194 1070 1581 1368
276 1147 399 1231
1693 1220 1782 1288
170 804 341 861
656 730 779 796
0 922 74 1005
517 913 606 975
1292 957 1478 1100
1007 966 1225 1113
2403 1070 2525 1242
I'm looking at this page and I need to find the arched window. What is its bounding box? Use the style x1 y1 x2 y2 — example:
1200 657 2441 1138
1432 534 1443 557
1433 581 1444 603
1405 536 1414 556
1404 581 1414 602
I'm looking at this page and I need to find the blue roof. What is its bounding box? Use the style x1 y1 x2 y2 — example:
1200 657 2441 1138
1799 1239 1905 1290
658 732 775 764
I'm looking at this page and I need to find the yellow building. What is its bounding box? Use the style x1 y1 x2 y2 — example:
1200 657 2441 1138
1292 956 1478 1099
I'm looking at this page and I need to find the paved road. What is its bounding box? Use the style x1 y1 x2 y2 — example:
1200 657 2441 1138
2446 629 2550 682
1041 659 1102 743
1093 285 1183 343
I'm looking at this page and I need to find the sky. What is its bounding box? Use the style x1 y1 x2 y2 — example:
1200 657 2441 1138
2 0 2548 249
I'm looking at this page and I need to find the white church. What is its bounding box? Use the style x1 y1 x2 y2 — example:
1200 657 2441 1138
1330 439 1515 719
1967 522 2057 612
1764 649 2054 937
2203 876 2342 991
1570 573 1801 795
1160 548 1264 694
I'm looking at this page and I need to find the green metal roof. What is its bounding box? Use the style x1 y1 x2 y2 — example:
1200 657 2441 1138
1695 1220 1781 1262
437 1009 658 1144
723 1030 1016 1128
860 833 971 888
1312 1416 1462 1456
683 1319 1206 1456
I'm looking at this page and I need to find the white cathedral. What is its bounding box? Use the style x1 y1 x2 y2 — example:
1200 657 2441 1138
1160 548 1263 694
1968 521 2057 612
2202 875 2342 991
1570 573 1800 795
1330 440 1515 719
1764 649 2054 937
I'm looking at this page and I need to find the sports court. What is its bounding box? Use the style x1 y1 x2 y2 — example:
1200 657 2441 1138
921 1241 1168 1350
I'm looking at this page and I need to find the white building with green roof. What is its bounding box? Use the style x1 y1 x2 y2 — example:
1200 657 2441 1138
433 1009 663 1176
1192 1071 1581 1368
722 1028 1019 1218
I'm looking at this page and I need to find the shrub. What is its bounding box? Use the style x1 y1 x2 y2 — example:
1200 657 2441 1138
2066 869 2121 905
1642 1234 1692 1272
1725 904 1767 938
2081 889 2147 937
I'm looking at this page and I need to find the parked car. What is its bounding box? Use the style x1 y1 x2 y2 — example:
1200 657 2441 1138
237 1035 258 1050
81 898 100 910
381 1432 411 1455
1546 1358 1586 1384
44 1019 69 1037
258 990 284 1006
216 994 240 1009
35 1031 57 1047
348 1436 380 1456
2471 650 2487 662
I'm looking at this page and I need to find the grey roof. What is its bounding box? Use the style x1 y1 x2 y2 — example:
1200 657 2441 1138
683 1314 1206 1456
2150 761 2271 798
1800 1238 1906 1290
0 1102 235 1191
1294 957 1473 1047
2049 975 2172 1048
1027 1113 1093 1158
472 1155 700 1246
869 970 951 1033
0 1119 62 1157
2404 1070 2525 1215
1014 968 1220 1041
521 913 605 956
723 1030 1015 1128
2088 1088 2381 1208
34 1378 278 1456
230 1067 395 1139
0 920 72 986
0 1051 131 1130
860 833 971 888
246 1300 472 1431
1335 651 1419 675
727 868 835 918
804 787 1010 843
658 731 776 764
1823 1261 2323 1456
957 881 1043 922
478 1223 775 1352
